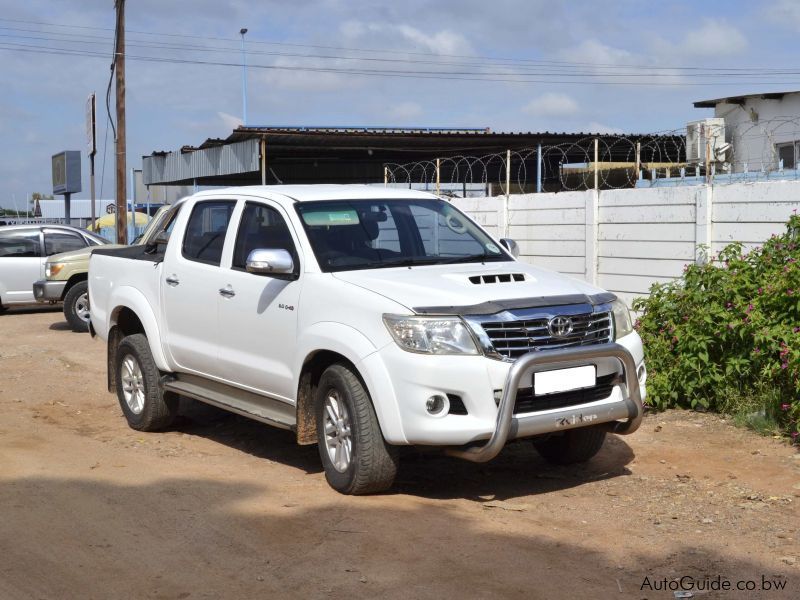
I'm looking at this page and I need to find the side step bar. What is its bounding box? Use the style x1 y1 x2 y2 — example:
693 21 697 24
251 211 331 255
164 373 296 431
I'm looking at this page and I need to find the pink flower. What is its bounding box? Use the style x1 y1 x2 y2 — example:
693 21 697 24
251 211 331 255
782 403 791 411
746 304 754 313
781 362 789 370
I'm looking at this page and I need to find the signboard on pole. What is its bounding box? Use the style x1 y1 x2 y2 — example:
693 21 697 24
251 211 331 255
52 151 82 195
86 93 97 156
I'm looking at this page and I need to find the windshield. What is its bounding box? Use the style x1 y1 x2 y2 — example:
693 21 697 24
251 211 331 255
296 198 511 272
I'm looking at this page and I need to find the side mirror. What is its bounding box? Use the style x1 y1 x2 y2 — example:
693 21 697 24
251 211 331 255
499 238 520 259
246 248 294 275
153 231 170 245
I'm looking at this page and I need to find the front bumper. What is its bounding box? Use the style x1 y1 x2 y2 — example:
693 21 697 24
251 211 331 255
359 332 646 451
33 280 66 302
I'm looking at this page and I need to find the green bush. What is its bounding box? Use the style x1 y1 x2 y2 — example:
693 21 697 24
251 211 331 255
632 213 800 442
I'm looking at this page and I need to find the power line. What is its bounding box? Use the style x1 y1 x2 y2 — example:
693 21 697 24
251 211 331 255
0 15 796 74
4 40 800 88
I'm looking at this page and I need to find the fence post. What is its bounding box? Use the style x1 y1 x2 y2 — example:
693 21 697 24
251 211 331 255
593 138 599 191
435 158 440 196
536 143 542 193
695 184 713 264
497 150 509 237
384 166 388 187
584 189 599 285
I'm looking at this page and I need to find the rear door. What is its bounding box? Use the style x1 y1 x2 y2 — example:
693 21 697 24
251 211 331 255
0 228 43 304
160 199 236 376
216 200 303 400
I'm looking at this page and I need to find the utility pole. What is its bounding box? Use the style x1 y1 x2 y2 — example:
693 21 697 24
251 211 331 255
115 0 127 244
240 28 248 126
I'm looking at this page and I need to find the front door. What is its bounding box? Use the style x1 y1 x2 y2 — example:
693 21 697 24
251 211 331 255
161 199 236 377
216 201 303 402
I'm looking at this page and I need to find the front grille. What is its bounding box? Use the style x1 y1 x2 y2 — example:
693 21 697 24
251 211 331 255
481 311 612 359
512 373 617 414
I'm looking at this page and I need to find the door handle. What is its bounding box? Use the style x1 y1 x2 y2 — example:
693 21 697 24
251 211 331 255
219 285 236 298
165 275 180 286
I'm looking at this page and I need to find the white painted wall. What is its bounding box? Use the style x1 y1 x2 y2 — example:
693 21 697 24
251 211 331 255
453 179 800 307
706 93 800 172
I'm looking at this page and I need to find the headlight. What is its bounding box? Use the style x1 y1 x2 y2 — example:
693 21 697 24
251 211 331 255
46 263 64 278
383 314 479 355
611 299 633 339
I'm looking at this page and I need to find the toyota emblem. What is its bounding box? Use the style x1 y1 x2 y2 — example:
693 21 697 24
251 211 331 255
547 316 574 338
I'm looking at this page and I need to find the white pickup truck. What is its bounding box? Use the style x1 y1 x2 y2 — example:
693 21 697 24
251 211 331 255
89 185 646 494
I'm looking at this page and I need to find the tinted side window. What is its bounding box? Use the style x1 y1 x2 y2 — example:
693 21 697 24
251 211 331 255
232 203 298 270
182 200 235 266
0 230 41 258
44 230 87 255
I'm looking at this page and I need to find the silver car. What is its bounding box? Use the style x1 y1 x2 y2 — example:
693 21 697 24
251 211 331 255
0 224 107 310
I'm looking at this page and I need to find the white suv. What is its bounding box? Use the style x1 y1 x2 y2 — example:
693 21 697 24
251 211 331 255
89 185 646 495
0 224 107 311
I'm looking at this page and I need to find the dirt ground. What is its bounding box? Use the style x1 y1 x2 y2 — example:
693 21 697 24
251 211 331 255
1 307 799 599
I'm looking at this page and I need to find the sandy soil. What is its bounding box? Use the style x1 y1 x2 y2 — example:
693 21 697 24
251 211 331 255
1 307 799 599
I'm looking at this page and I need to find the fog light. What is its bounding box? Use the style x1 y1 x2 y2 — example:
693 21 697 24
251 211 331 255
426 394 449 416
637 364 646 382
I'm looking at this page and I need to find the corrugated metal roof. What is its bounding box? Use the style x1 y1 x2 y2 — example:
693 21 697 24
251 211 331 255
694 90 800 108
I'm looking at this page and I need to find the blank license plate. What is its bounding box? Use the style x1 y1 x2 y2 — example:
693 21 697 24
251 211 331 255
534 366 596 396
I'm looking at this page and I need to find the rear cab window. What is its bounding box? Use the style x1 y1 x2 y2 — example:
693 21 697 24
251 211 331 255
181 201 236 266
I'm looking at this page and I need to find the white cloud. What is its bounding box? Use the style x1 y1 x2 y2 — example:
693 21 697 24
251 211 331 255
217 111 243 130
340 20 472 56
558 39 635 67
586 122 623 135
682 19 747 57
522 93 579 117
388 102 423 121
770 0 800 30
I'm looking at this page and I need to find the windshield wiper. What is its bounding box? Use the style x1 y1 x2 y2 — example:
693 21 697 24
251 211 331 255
436 253 496 265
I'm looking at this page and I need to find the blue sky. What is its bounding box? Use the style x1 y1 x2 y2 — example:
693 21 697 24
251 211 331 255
1 0 800 208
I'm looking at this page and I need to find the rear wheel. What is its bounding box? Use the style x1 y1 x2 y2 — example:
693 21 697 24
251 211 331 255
115 333 177 431
63 281 90 332
315 364 398 495
532 426 607 465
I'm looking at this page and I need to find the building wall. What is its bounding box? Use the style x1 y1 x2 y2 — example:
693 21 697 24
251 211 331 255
453 179 800 307
712 94 800 172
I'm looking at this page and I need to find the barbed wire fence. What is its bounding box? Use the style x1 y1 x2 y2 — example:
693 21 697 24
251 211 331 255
384 118 800 196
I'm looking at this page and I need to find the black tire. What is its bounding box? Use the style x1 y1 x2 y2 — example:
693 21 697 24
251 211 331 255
115 333 177 431
63 281 90 332
532 426 607 465
315 364 398 495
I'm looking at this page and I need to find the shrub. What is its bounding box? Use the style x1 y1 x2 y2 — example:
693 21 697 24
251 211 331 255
632 213 800 442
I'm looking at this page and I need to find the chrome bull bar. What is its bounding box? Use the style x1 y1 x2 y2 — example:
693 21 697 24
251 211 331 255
446 342 643 463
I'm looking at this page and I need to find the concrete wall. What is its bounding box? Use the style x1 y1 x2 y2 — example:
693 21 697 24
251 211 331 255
453 179 800 307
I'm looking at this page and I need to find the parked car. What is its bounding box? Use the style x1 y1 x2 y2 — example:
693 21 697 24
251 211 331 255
89 185 646 495
33 205 174 331
0 224 107 312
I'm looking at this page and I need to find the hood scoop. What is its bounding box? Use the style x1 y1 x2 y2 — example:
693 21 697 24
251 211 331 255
469 273 526 284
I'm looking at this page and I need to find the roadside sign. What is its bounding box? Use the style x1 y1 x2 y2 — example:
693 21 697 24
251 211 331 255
86 93 96 156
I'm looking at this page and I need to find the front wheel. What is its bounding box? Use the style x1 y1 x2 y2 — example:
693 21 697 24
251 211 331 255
315 364 398 495
63 281 90 332
115 333 177 431
532 426 607 465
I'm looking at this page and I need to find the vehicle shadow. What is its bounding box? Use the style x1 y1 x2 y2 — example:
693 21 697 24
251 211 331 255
172 398 634 499
394 434 635 501
1 305 61 316
173 399 323 475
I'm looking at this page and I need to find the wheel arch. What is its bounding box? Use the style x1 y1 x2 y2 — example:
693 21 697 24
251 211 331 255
61 272 88 299
105 295 169 391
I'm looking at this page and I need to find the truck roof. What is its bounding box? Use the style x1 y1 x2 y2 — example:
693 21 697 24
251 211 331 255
192 184 439 205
